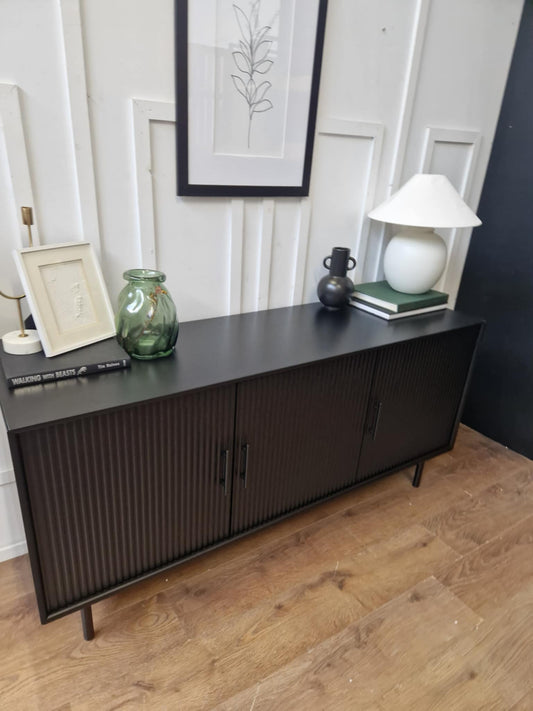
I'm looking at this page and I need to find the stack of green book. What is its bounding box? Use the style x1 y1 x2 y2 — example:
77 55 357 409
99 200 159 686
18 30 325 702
349 281 448 320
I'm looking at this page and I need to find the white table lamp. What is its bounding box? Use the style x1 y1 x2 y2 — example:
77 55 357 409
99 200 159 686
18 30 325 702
368 173 481 294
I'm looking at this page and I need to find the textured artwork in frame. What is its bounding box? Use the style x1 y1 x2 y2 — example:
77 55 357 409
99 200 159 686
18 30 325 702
175 0 328 197
13 243 116 357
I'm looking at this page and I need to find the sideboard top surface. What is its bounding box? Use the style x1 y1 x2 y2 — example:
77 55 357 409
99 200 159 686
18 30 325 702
0 303 482 433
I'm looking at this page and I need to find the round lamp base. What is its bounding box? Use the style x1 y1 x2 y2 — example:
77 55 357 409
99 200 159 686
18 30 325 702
383 227 447 294
2 330 42 355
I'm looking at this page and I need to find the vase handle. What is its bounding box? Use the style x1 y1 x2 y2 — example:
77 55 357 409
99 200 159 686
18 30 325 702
323 256 332 269
347 257 356 271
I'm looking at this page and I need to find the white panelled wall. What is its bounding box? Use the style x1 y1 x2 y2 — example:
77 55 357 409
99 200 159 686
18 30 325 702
0 0 524 560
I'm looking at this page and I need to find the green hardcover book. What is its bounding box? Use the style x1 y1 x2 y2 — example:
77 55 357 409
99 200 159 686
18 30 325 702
350 281 448 313
349 299 447 320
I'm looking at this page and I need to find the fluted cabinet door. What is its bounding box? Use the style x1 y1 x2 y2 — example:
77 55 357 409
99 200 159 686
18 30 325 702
357 326 481 483
17 385 235 617
230 352 376 535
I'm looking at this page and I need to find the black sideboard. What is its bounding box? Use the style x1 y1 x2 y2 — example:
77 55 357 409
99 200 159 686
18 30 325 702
0 303 483 640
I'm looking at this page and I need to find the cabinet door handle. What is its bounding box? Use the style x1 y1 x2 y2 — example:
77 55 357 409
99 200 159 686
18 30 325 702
371 401 383 441
240 443 249 489
220 449 229 496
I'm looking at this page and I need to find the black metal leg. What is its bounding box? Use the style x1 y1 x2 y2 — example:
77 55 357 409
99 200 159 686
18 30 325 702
412 461 424 488
81 606 94 641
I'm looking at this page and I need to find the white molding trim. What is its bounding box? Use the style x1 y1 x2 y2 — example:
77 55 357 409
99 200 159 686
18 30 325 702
292 198 312 305
131 98 245 316
420 126 481 300
420 127 481 187
318 118 385 277
257 200 274 310
58 0 101 251
0 468 15 487
0 540 27 564
0 83 41 247
372 0 431 280
131 99 174 269
229 200 244 315
389 0 431 191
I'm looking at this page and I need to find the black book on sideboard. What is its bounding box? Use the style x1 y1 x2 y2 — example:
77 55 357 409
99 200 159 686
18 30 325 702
0 337 130 389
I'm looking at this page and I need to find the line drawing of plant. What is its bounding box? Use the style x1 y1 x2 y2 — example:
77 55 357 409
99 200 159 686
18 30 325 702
231 0 274 149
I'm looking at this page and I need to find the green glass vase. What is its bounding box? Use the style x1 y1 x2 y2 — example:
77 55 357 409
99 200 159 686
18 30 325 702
115 269 179 360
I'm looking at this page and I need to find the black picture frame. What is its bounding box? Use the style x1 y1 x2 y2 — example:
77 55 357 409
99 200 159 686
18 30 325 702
175 0 328 197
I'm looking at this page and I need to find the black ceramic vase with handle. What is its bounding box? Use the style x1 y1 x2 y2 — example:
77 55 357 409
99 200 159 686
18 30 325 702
317 247 356 309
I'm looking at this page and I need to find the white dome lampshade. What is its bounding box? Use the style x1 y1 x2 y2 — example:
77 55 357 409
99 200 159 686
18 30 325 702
368 173 481 294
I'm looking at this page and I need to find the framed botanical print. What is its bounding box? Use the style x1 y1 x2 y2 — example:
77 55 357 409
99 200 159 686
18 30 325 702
175 0 328 196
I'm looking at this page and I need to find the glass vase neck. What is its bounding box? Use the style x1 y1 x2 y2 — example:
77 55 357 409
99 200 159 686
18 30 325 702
123 269 166 283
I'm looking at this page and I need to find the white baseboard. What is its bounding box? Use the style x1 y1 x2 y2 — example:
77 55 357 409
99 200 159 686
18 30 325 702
0 467 15 487
0 539 27 563
0 477 27 562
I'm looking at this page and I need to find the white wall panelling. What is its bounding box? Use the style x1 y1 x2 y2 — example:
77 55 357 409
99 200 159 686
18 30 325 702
58 0 101 252
0 84 40 250
229 200 245 315
254 200 274 312
420 127 482 302
0 0 524 559
303 118 385 294
368 0 431 281
131 99 245 318
241 199 276 313
317 118 384 285
131 99 308 316
420 127 481 180
131 98 173 270
388 0 431 191
0 83 33 559
398 0 524 298
290 199 312 307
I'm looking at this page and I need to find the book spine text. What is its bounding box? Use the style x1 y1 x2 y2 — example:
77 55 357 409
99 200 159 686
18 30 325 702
8 359 130 389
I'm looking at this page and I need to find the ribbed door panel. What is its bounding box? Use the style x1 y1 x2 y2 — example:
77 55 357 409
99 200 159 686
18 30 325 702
357 326 480 481
231 352 375 535
18 385 235 615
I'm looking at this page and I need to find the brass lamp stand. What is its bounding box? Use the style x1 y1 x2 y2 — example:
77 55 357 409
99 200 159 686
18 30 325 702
1 207 42 355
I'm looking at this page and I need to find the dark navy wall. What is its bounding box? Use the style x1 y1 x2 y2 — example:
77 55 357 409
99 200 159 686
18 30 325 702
456 2 533 457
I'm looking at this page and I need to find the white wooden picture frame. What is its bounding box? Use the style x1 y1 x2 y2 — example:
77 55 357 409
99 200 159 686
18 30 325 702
13 242 116 357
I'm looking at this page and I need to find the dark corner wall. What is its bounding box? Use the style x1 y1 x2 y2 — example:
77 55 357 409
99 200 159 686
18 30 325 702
456 1 533 458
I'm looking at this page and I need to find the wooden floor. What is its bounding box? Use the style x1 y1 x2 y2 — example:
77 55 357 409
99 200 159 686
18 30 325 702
2 425 533 710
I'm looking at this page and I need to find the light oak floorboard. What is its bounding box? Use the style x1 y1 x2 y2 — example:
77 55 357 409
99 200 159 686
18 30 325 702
437 513 533 617
214 577 483 711
509 688 533 710
423 465 533 554
380 578 533 710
